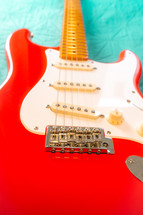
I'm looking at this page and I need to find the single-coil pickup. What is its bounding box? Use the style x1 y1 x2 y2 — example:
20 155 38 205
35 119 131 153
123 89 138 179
54 61 95 71
50 102 101 119
52 81 97 92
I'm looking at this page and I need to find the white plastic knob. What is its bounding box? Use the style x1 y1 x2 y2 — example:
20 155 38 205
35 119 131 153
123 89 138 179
137 124 143 137
106 109 124 125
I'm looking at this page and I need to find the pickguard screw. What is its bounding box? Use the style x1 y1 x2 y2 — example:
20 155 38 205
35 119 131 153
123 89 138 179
46 105 50 109
34 126 39 130
96 87 101 90
127 99 131 103
43 80 45 82
91 110 95 114
107 131 111 135
77 107 81 111
57 82 61 85
70 106 74 109
49 83 52 87
132 91 135 94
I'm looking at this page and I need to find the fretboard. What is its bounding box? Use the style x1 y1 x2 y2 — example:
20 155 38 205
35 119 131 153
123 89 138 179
60 0 88 61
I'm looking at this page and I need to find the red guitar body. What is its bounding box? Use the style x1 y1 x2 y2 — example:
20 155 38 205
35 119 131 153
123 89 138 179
0 29 143 215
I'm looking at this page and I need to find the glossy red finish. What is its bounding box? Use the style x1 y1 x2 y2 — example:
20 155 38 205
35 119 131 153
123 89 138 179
0 29 143 215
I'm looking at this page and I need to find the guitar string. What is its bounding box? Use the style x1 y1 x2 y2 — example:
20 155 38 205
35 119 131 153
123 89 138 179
70 0 74 128
63 0 70 128
64 0 77 129
54 0 66 127
74 0 89 129
65 0 84 130
70 0 82 129
79 0 93 130
54 62 61 127
62 0 69 128
55 0 89 130
64 0 82 129
75 0 82 129
79 0 90 129
51 0 90 132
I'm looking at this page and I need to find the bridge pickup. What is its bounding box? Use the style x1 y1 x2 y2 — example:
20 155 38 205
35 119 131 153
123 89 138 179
45 126 114 154
52 81 96 92
50 102 101 120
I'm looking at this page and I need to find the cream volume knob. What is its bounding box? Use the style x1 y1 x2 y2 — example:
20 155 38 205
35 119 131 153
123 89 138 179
137 124 143 137
106 109 124 125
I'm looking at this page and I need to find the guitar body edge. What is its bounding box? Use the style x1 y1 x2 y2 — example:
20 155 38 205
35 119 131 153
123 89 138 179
0 29 143 215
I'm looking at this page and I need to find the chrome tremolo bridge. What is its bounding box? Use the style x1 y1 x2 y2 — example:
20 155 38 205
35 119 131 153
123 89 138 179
45 126 114 154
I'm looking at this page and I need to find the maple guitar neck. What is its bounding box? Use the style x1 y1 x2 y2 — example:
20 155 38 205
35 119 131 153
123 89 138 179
60 0 88 61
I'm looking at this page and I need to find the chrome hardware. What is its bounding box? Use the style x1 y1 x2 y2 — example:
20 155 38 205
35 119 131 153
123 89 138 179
34 126 39 130
45 126 114 154
126 156 143 182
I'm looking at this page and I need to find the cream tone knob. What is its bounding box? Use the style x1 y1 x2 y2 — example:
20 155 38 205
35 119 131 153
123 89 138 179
137 124 143 137
106 109 124 125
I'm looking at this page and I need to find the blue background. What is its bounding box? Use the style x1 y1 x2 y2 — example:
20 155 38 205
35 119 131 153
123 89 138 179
0 0 143 93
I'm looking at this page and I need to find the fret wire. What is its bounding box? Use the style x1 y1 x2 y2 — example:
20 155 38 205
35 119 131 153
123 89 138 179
60 0 88 61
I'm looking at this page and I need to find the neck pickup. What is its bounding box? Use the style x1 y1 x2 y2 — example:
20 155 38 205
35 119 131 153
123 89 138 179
54 60 95 71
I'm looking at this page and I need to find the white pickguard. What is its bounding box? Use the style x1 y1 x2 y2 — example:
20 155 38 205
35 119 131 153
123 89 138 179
20 49 143 144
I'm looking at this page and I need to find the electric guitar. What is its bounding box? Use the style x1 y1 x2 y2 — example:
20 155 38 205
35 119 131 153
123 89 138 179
0 0 143 214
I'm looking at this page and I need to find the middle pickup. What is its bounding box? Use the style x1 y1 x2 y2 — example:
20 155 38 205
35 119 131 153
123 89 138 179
51 81 97 92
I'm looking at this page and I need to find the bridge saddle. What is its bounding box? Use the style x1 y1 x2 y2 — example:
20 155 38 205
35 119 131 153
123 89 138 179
45 126 114 154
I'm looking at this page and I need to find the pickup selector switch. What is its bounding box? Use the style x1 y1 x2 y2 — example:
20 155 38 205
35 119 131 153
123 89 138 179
106 109 124 125
137 124 143 137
